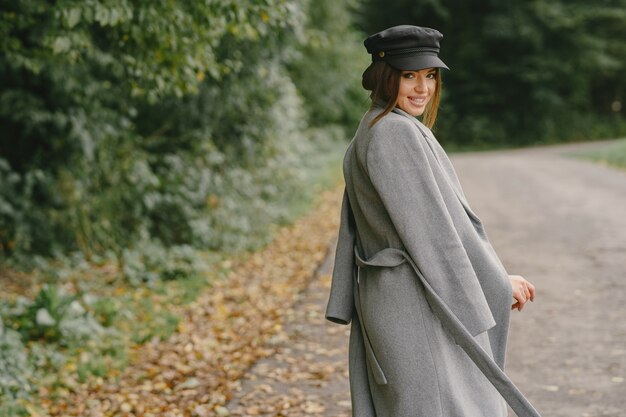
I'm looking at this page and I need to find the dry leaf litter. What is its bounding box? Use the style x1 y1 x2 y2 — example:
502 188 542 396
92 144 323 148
41 186 348 417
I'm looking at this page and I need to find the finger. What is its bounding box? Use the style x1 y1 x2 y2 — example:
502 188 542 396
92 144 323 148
512 294 526 311
527 282 536 301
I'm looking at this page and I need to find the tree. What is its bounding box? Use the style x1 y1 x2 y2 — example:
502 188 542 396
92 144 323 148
0 0 364 265
357 0 626 146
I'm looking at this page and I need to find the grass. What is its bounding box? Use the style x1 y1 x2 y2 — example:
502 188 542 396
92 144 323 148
574 138 626 170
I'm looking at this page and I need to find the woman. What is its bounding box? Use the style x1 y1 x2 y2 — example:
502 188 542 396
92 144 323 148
325 25 541 417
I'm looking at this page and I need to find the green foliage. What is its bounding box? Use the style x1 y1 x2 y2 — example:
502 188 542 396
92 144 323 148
0 319 34 404
121 242 205 285
0 0 362 278
0 0 304 259
0 287 127 409
358 0 626 147
89 295 120 327
0 401 29 417
3 285 105 345
288 0 369 130
130 307 180 344
0 0 361 409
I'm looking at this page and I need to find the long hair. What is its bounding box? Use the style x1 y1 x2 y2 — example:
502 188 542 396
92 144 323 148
362 62 442 129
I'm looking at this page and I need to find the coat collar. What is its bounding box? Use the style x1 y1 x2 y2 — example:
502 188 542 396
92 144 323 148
390 107 483 225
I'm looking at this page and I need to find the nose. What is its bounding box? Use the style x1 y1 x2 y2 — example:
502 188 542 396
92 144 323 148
414 75 427 93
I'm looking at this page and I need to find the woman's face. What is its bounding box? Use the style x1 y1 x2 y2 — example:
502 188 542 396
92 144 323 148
396 68 437 117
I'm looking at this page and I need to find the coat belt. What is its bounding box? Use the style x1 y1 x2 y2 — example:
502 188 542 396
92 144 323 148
353 246 541 417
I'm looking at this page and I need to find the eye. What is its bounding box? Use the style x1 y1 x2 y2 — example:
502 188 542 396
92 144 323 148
402 72 416 79
426 72 437 79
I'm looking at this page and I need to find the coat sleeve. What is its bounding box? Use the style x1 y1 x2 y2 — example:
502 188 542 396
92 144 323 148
325 188 356 325
366 119 496 336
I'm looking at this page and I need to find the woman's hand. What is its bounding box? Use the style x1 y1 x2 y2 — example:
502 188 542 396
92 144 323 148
509 275 535 311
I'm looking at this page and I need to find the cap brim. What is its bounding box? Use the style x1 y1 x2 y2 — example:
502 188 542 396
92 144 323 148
387 54 449 71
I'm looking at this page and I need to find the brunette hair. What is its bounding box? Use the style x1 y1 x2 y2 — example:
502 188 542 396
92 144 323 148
362 61 442 129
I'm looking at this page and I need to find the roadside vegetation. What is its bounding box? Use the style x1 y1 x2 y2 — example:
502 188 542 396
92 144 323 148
577 138 626 170
0 0 363 414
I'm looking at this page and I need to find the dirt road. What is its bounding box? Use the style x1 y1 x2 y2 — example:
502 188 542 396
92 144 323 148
454 142 626 416
228 141 626 417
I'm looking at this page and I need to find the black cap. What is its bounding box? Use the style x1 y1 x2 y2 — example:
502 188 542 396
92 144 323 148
364 25 449 71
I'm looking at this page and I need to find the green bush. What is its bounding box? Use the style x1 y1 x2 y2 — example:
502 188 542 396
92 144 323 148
0 287 125 408
0 0 363 279
121 242 205 285
3 285 105 345
0 319 34 403
0 0 364 410
288 0 369 130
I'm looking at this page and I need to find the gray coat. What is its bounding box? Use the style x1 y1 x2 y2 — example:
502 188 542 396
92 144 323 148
326 107 541 417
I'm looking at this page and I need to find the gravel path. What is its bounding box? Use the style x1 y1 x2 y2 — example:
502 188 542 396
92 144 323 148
226 252 351 417
228 141 626 417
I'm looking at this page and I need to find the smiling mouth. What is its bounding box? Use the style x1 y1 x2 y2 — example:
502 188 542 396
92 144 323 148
409 96 427 105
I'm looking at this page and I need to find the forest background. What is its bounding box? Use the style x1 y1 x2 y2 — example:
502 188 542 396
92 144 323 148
1 0 625 414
